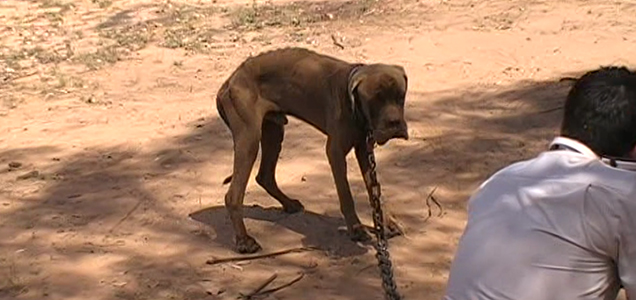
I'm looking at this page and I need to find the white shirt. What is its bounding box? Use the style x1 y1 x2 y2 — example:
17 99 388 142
443 137 636 300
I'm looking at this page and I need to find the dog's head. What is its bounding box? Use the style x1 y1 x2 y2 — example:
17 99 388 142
349 64 409 146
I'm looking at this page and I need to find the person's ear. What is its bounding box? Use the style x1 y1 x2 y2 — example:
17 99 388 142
629 145 636 159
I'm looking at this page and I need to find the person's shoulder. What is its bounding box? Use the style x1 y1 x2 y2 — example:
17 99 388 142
474 150 594 191
473 155 541 191
586 160 636 197
493 151 565 177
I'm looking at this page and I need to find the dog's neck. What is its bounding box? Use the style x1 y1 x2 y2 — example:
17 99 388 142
347 64 372 132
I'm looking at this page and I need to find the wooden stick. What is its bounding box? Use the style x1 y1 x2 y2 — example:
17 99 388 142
356 264 376 275
424 186 443 220
331 34 345 49
251 272 305 298
109 198 143 233
239 273 278 299
206 246 319 265
3 71 39 82
534 106 564 115
430 194 443 217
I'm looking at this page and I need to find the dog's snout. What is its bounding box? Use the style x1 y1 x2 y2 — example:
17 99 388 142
386 119 402 128
397 130 409 140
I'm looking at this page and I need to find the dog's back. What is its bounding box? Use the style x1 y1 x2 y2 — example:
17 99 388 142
217 47 354 128
239 47 349 75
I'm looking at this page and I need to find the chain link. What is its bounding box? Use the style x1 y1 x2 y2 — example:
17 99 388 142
365 132 402 300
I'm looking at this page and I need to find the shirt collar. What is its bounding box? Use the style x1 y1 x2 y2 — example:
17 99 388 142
549 136 636 171
548 136 599 158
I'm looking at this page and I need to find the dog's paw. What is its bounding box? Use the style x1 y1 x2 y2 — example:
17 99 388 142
235 235 262 254
385 215 405 239
282 199 304 214
350 225 372 242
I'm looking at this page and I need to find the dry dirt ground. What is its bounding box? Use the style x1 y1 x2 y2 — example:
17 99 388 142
1 0 635 299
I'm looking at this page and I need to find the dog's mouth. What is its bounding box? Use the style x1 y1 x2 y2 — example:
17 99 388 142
374 128 409 146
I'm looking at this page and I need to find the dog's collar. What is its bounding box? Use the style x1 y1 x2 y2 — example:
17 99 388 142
347 64 372 132
347 64 364 112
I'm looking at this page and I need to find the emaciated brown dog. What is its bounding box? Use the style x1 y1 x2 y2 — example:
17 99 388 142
216 47 409 253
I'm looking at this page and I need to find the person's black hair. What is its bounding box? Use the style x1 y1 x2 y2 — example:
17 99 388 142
561 66 636 157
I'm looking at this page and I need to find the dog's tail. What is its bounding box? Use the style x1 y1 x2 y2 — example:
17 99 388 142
216 83 231 127
217 80 234 186
222 174 233 185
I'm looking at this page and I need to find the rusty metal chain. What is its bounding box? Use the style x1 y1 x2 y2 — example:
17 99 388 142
365 131 402 300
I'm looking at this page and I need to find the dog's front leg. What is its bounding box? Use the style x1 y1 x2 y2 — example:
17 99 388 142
326 137 372 242
354 141 404 238
353 140 376 200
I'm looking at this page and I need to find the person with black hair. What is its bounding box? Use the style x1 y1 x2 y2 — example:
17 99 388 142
443 66 636 300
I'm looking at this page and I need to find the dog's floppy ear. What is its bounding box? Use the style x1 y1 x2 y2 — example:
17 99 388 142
392 64 408 90
348 67 366 112
392 65 406 73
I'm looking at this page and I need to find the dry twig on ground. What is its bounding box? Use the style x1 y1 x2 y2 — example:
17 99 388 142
242 272 306 299
425 186 443 221
206 246 319 265
331 34 345 49
239 273 278 299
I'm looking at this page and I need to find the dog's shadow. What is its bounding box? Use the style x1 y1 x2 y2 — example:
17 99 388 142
189 204 371 257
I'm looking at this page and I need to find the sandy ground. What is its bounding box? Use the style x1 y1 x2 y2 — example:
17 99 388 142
1 0 635 299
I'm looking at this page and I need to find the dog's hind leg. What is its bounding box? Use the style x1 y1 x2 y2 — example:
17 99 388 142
218 83 264 254
256 113 305 214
